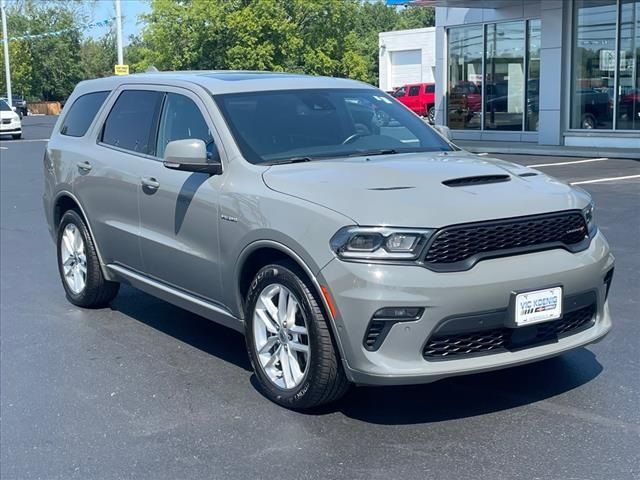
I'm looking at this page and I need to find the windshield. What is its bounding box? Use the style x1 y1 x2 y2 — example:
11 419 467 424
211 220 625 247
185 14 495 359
214 88 453 164
0 100 11 112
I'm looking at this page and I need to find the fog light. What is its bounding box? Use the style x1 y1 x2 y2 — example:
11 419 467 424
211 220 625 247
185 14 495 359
373 307 424 320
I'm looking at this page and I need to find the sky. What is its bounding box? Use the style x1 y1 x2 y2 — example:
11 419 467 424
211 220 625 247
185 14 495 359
89 0 150 43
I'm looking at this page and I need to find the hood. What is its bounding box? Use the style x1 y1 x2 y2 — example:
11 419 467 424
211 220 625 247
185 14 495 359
262 152 590 227
0 110 19 120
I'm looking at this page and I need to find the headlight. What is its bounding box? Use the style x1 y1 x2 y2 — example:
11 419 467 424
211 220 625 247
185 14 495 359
330 226 434 261
583 202 596 235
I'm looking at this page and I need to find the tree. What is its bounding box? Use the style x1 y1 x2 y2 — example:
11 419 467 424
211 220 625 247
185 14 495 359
4 0 85 100
80 32 117 80
0 40 32 97
126 0 437 87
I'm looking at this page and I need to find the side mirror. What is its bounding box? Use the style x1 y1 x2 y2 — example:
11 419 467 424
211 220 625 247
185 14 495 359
162 139 222 175
433 124 452 141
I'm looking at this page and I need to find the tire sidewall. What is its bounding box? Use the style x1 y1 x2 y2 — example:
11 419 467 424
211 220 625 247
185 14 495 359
245 264 326 408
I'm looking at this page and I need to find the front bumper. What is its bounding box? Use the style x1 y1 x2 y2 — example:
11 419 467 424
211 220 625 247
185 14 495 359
0 122 22 134
319 231 614 385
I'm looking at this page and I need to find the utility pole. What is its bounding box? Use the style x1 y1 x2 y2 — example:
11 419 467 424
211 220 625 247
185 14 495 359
114 0 123 65
1 0 12 107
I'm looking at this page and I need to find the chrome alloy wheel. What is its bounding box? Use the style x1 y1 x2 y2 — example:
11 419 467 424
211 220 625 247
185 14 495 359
60 223 87 294
252 283 310 390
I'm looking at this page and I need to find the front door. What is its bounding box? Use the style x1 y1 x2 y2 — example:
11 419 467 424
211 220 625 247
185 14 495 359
138 90 223 302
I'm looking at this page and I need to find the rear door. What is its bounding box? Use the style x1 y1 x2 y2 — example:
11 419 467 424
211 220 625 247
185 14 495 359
137 88 223 302
74 88 163 270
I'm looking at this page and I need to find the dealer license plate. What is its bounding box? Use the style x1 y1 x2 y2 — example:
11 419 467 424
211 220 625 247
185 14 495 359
515 287 563 326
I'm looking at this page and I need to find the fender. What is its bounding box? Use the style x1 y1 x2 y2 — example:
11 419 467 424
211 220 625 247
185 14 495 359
234 239 348 361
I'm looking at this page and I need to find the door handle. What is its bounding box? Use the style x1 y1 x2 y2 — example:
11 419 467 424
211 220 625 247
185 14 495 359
76 161 92 172
141 176 160 190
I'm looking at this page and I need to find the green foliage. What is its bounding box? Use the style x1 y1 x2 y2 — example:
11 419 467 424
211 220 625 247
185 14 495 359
134 0 435 86
0 40 32 97
81 33 117 80
1 0 435 99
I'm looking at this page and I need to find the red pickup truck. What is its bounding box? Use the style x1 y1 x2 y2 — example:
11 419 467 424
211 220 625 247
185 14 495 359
391 83 436 123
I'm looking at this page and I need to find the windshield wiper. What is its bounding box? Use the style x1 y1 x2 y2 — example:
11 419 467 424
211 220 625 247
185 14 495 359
264 156 313 166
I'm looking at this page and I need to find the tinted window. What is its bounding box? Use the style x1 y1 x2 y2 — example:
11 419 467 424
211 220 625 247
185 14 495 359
408 86 420 96
101 90 164 155
425 84 435 94
0 100 11 111
215 88 452 164
60 91 109 137
156 93 214 158
393 87 406 97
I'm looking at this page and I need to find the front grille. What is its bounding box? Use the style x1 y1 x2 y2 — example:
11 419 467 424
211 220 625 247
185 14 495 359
423 303 596 359
423 211 588 271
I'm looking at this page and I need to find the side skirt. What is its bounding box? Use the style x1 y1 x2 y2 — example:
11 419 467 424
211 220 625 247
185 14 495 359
107 264 245 334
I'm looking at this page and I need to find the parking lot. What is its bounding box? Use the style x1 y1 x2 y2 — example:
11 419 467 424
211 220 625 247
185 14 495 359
1 116 639 479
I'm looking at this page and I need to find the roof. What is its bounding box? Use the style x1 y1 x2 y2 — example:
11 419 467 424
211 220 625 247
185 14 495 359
72 71 375 97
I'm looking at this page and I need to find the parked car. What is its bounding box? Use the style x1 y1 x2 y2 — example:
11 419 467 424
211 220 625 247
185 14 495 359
447 81 482 128
44 72 614 409
575 89 613 129
392 82 436 123
0 98 22 139
619 88 640 127
1 94 28 118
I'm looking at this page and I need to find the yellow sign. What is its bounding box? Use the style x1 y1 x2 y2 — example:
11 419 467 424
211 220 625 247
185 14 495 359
114 64 129 76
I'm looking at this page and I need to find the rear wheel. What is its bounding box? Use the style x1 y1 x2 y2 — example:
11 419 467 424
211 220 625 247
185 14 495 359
427 106 436 124
245 261 349 409
57 210 119 308
12 133 21 140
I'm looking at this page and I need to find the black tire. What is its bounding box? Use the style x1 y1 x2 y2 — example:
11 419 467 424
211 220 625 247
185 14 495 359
12 133 21 140
427 106 436 124
581 113 596 129
57 210 119 308
245 261 350 409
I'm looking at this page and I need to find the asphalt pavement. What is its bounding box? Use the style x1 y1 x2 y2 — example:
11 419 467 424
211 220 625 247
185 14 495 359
1 116 639 480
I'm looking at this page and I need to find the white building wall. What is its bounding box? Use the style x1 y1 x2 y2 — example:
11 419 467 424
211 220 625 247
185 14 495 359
378 27 436 92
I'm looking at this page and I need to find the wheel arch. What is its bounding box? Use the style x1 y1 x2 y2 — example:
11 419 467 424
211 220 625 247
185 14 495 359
52 191 111 280
235 240 347 362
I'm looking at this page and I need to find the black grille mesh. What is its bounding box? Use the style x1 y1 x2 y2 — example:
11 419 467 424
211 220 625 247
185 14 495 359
423 304 596 359
424 212 588 267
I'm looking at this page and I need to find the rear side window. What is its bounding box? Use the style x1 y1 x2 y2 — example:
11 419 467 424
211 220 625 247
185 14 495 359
425 84 435 94
60 91 109 137
408 86 420 96
101 90 164 155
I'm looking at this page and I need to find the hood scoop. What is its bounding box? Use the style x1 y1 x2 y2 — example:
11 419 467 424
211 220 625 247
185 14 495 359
442 174 511 187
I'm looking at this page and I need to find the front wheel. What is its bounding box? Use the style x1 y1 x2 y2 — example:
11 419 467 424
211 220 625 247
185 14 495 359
245 261 349 409
57 210 119 308
12 133 21 140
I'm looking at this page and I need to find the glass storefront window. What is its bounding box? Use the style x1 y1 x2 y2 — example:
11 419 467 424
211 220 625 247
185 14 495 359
484 21 525 131
447 26 483 130
617 0 640 130
526 19 541 131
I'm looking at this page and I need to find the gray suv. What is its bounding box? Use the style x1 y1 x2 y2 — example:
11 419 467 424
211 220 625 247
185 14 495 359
43 72 614 409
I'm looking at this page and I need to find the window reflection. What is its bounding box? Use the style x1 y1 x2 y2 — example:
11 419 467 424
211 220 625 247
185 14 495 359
618 0 640 130
526 19 541 131
448 26 483 130
571 0 616 129
484 21 525 131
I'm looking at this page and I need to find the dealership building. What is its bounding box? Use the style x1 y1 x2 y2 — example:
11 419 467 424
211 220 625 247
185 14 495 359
381 0 640 149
